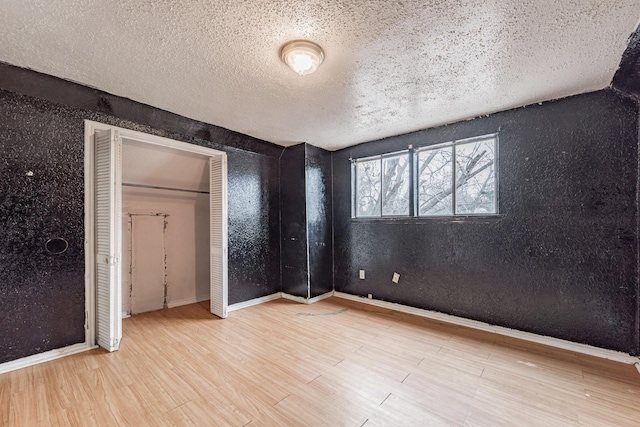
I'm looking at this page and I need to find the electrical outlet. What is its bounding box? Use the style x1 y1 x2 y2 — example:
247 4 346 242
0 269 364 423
368 294 372 299
392 272 400 283
359 270 365 279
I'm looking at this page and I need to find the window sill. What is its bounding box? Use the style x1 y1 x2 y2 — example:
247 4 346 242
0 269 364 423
351 214 505 224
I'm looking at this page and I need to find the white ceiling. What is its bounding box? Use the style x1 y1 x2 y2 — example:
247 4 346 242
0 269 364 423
1 1 639 151
122 139 209 192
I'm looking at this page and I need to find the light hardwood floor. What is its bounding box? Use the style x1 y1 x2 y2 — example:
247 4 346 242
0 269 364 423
2 297 639 426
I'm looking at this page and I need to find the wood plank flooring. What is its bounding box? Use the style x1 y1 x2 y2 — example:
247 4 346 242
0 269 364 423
1 297 639 426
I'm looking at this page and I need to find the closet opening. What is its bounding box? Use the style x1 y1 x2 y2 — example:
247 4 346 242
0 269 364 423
84 121 228 352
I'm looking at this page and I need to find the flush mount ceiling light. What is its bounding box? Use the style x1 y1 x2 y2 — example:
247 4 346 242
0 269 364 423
280 40 325 76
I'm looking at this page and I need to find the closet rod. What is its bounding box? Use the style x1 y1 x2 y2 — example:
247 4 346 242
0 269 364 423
122 182 209 195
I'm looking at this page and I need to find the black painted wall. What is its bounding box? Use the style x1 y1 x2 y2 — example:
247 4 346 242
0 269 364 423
3 44 640 364
280 143 334 299
613 25 640 351
333 89 640 355
612 25 640 100
227 151 280 305
0 92 85 364
280 144 308 298
0 65 281 363
306 144 333 298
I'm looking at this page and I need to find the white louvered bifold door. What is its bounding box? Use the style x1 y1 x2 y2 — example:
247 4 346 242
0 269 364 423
210 155 228 319
95 129 123 351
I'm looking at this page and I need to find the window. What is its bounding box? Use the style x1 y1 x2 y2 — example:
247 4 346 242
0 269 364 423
417 136 497 216
352 135 498 218
354 151 410 217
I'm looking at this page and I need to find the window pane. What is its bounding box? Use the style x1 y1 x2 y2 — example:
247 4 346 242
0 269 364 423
455 138 496 214
381 154 410 216
418 147 453 216
356 158 381 217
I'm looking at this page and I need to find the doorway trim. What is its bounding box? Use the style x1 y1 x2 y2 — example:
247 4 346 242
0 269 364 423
84 120 228 349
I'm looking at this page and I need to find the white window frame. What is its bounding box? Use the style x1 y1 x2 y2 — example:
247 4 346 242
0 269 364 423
416 134 498 217
352 150 411 218
351 134 498 219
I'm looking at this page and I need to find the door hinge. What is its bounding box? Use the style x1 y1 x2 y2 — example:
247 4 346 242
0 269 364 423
84 311 88 330
102 255 118 265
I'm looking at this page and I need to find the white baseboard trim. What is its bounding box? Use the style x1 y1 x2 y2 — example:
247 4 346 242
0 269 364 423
333 292 640 366
0 342 97 375
282 293 309 304
228 291 335 312
281 291 335 305
228 293 282 312
308 291 335 304
167 295 209 309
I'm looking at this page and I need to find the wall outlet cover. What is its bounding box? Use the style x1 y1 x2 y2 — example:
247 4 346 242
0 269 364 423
359 270 365 279
368 294 372 299
392 272 400 283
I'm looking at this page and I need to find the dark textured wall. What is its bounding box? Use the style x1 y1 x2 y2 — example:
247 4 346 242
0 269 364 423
0 65 281 363
612 25 640 99
612 25 640 350
280 144 308 298
279 143 334 299
0 63 281 158
0 92 85 364
3 53 640 364
227 151 281 305
333 89 640 355
306 144 334 298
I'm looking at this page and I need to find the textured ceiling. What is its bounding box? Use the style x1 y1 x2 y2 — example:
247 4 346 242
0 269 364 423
1 1 639 151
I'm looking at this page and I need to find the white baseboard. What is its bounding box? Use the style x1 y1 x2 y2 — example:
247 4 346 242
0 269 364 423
228 293 282 312
281 291 335 305
308 291 335 304
167 295 209 309
228 291 334 312
0 342 97 375
333 292 640 366
282 293 309 304
9 291 633 375
282 291 333 304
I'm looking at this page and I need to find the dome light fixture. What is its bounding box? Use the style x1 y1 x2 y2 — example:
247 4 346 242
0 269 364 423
280 40 325 76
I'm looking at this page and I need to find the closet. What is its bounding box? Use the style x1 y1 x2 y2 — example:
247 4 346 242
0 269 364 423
88 122 228 352
121 139 211 315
